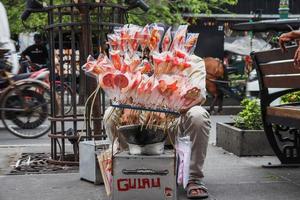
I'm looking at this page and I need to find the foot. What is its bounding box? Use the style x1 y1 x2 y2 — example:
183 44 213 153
186 181 209 199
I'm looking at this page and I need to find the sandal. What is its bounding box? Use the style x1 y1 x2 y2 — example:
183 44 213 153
186 180 209 199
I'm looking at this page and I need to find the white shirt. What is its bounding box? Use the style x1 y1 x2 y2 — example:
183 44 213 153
0 1 11 46
183 55 207 105
0 1 19 74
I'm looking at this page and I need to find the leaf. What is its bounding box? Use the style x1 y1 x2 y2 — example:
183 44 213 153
234 98 263 130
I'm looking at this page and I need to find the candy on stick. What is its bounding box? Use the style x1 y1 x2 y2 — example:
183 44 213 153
82 55 96 72
128 25 142 54
96 53 114 72
130 54 141 72
100 72 115 88
152 52 168 75
158 75 178 97
161 27 172 52
136 75 149 105
165 52 174 73
174 48 188 59
185 33 199 54
113 72 133 103
107 34 119 51
98 72 118 100
148 24 164 52
125 71 143 104
114 73 129 89
110 50 122 70
169 25 188 52
82 23 203 112
114 25 129 53
137 24 150 52
140 59 152 74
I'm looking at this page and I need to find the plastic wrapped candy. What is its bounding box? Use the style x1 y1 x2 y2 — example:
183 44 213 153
114 25 129 53
82 23 203 111
161 27 172 52
128 25 142 54
157 74 179 98
107 33 119 51
137 24 150 52
109 50 123 70
82 55 96 74
152 52 166 75
136 58 152 74
148 24 164 52
184 33 199 54
169 25 188 52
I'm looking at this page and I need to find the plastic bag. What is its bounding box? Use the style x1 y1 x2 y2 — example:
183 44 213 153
97 149 113 196
97 139 120 197
176 135 191 189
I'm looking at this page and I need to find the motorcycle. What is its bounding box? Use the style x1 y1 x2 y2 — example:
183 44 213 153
0 53 51 138
20 58 74 115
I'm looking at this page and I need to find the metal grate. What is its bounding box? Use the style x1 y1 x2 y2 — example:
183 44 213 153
8 153 78 175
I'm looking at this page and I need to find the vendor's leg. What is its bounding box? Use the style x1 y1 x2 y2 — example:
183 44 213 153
178 106 211 180
103 106 127 148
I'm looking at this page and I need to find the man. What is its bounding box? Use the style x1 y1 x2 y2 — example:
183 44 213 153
279 30 300 65
21 34 48 71
103 55 211 199
0 1 19 74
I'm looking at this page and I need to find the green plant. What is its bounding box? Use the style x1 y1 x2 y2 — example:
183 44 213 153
234 98 263 130
228 74 247 87
281 91 300 104
2 0 238 35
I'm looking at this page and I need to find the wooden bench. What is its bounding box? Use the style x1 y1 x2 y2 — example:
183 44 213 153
251 45 300 165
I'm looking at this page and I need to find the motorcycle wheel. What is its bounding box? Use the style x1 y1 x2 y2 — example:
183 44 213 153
1 89 50 138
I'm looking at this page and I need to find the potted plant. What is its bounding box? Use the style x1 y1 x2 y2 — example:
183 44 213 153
281 91 300 104
216 99 274 156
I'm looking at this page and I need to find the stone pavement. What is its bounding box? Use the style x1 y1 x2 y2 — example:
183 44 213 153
1 115 300 200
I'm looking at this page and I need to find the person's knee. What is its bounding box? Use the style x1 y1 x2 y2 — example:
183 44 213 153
187 106 211 131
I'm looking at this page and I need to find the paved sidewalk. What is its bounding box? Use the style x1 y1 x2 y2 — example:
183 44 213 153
1 115 300 200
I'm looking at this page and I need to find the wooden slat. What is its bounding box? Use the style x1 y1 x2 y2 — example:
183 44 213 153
267 106 300 120
267 106 300 128
263 75 300 88
253 45 297 63
260 60 300 75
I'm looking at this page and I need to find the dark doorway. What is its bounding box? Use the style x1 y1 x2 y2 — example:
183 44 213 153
189 19 224 59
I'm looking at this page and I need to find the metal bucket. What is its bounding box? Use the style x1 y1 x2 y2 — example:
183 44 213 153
117 124 167 155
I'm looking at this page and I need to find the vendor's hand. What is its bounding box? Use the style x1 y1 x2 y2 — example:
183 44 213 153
179 99 202 114
179 107 189 114
279 33 292 52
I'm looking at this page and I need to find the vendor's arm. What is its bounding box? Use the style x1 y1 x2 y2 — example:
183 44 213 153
279 30 300 52
279 31 300 65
